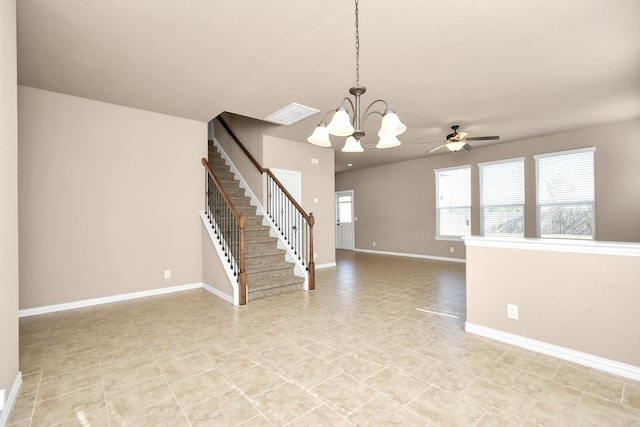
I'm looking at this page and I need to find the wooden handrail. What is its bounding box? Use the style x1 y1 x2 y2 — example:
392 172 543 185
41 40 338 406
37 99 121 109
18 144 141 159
201 157 247 305
215 115 315 291
201 158 242 220
216 117 313 223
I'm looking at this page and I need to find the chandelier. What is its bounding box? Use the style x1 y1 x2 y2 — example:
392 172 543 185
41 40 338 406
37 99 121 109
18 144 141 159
307 0 406 152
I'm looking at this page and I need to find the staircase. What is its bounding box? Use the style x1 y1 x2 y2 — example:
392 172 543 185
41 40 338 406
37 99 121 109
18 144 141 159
207 143 304 301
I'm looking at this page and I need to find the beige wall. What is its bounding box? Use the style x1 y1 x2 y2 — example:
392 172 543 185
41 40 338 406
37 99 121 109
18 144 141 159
336 119 640 259
201 223 233 300
465 239 640 367
0 0 19 404
263 136 336 266
18 86 206 309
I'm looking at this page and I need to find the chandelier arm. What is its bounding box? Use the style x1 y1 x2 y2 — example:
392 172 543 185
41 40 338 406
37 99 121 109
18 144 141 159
361 99 389 121
361 110 383 128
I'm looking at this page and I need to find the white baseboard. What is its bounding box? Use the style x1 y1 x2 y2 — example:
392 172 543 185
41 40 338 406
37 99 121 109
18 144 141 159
202 283 234 304
0 372 22 427
465 322 640 381
315 262 336 269
354 248 465 263
18 283 203 317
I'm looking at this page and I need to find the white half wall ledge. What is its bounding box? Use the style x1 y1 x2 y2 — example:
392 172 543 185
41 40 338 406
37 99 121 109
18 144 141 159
202 283 234 304
18 283 204 317
315 262 337 269
354 248 465 263
465 322 640 382
0 372 22 427
463 236 640 257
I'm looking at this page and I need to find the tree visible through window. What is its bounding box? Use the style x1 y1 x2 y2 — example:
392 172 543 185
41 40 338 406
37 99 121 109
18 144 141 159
535 148 595 239
435 166 471 237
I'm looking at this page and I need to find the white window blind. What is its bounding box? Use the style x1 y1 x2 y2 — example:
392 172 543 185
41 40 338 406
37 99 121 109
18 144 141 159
479 158 524 236
435 165 471 237
535 147 595 239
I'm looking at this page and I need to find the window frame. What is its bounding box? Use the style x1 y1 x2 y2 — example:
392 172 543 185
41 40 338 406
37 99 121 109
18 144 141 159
534 147 596 240
434 164 472 240
478 157 525 237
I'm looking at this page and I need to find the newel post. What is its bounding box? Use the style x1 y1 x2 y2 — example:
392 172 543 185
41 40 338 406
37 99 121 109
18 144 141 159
308 213 315 291
238 213 247 305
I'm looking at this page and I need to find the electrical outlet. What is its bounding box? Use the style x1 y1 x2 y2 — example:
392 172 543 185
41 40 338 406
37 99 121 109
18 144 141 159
507 304 519 320
449 247 454 253
164 270 171 279
372 241 376 247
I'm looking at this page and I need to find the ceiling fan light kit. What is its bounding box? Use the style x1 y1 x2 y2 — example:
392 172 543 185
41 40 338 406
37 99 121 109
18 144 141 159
307 0 406 152
428 125 500 154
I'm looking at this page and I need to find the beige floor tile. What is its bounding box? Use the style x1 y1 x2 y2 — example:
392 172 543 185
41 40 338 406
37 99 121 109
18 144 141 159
623 383 640 410
302 341 346 362
251 381 323 425
331 352 383 381
281 356 342 389
498 347 560 379
170 368 234 409
6 393 36 425
19 353 45 375
287 404 352 426
474 411 512 427
348 395 428 426
459 354 520 386
197 337 246 358
30 384 104 427
53 408 110 427
237 414 273 426
376 344 430 374
37 365 102 402
578 393 640 426
407 386 485 427
213 347 267 376
101 357 163 391
109 398 189 427
364 367 429 404
41 350 99 379
46 336 98 360
19 371 41 396
259 341 315 368
553 364 624 402
229 363 287 397
511 370 582 406
150 338 202 364
460 378 537 424
185 389 259 426
48 327 96 347
411 358 476 395
96 333 146 355
523 399 584 427
310 373 379 416
106 376 173 420
157 350 215 383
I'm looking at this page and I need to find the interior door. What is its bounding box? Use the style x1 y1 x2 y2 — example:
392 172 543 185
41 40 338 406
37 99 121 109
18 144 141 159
335 190 354 250
271 168 302 203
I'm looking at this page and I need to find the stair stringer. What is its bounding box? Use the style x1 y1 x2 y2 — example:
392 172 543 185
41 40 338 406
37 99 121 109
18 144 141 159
199 210 239 305
211 137 309 290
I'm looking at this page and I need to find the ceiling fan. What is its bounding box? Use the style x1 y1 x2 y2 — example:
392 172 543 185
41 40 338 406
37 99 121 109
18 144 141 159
426 125 500 153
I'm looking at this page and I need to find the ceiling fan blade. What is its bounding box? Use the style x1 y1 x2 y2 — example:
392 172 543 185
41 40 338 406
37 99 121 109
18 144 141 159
418 140 444 145
465 136 500 141
428 144 446 153
462 143 473 151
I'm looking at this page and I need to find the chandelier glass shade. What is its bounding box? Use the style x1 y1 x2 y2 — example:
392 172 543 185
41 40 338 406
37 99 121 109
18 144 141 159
307 0 406 152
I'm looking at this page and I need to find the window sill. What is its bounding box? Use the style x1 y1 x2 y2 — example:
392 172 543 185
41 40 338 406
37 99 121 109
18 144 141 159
435 236 466 242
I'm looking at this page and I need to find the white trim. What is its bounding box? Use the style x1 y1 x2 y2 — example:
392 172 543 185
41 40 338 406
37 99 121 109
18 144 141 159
315 262 337 269
533 146 595 160
200 210 240 305
202 282 234 304
465 323 640 381
435 235 466 242
354 248 465 263
18 283 202 317
463 236 640 257
477 156 525 168
433 164 472 174
0 372 22 427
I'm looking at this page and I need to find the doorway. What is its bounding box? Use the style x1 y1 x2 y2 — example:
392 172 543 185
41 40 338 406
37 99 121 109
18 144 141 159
335 190 355 250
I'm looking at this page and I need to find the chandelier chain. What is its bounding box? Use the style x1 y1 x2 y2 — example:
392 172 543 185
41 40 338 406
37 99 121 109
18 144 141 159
355 0 359 86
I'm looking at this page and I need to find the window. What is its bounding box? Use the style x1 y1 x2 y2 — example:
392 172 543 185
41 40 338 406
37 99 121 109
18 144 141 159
535 147 595 239
479 158 524 237
435 165 471 238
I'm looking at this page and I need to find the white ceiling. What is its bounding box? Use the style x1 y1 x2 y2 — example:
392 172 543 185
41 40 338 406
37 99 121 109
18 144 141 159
17 0 640 172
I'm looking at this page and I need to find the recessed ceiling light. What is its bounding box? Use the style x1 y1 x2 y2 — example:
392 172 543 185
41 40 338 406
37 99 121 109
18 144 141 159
264 103 319 126
347 163 353 167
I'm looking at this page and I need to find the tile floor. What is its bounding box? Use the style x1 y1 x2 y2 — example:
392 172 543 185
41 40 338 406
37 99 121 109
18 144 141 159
9 250 640 426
